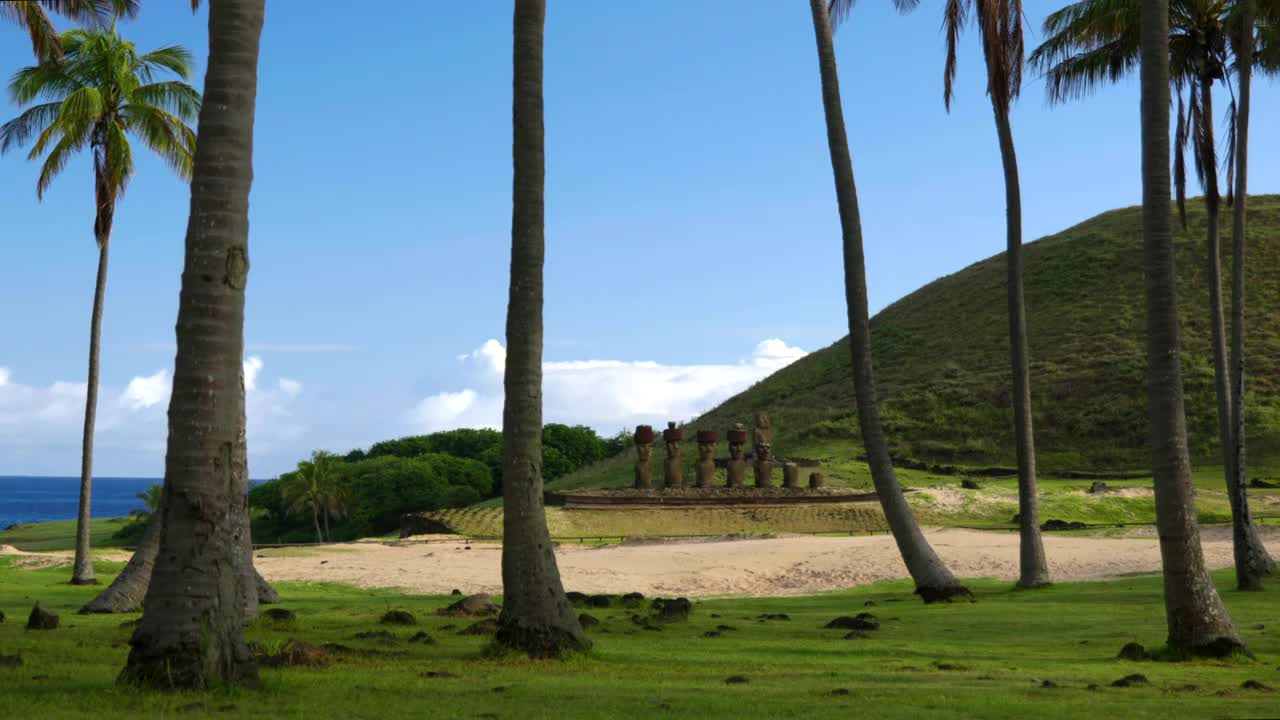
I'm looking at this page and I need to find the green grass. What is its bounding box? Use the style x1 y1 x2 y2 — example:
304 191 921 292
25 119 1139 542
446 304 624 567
0 517 134 553
2 557 1279 718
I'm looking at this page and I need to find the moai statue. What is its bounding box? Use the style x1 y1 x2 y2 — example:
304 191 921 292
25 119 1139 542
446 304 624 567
726 424 748 488
782 462 800 489
634 425 655 490
809 472 825 489
752 413 774 488
695 430 719 488
662 422 685 489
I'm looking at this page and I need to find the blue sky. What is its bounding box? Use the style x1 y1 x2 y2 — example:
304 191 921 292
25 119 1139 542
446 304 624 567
2 1 1276 478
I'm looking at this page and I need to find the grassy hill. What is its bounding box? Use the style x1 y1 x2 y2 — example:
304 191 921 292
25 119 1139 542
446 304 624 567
555 196 1280 492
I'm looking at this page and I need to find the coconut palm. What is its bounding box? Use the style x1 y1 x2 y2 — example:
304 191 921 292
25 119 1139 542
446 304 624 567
815 0 972 602
1030 0 1274 589
495 0 591 657
1136 0 1245 656
121 0 265 689
0 1 137 60
938 0 1049 588
1 26 199 586
286 451 340 543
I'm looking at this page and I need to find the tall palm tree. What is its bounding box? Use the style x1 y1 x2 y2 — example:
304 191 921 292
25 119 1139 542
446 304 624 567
1137 0 1245 656
0 0 137 60
939 0 1049 588
1 27 199 586
495 0 590 657
816 0 971 602
287 452 332 543
1031 0 1274 587
121 0 265 689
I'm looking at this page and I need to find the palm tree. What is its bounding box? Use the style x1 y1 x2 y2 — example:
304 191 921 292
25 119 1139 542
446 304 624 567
1137 0 1245 657
939 0 1049 588
1226 0 1276 590
1 27 199 587
495 0 590 657
815 0 971 602
286 452 338 543
0 1 137 60
121 0 265 689
1031 0 1274 588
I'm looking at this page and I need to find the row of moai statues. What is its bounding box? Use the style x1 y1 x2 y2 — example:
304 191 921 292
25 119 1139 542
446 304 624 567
633 414 825 490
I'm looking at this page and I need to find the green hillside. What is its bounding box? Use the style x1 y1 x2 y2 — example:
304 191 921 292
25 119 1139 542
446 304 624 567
556 196 1280 490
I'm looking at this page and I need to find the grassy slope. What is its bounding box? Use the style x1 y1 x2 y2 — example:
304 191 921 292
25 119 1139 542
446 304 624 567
554 198 1280 498
0 517 133 552
2 558 1279 719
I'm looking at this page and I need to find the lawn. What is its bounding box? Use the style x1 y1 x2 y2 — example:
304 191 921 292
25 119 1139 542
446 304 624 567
1 556 1278 719
0 517 135 553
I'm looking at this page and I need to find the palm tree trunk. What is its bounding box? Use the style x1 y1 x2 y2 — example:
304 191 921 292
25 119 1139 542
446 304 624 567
1139 0 1244 656
121 0 265 689
991 103 1049 589
807 0 969 603
322 506 331 543
495 0 590 658
312 507 322 544
71 226 112 585
1227 0 1275 589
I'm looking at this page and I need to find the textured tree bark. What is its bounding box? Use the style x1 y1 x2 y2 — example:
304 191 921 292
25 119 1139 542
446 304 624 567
120 0 265 689
494 0 590 657
992 103 1049 589
1139 0 1245 656
1226 0 1275 590
808 0 969 603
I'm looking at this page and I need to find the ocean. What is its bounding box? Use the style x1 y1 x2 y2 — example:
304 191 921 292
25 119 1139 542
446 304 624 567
0 476 157 531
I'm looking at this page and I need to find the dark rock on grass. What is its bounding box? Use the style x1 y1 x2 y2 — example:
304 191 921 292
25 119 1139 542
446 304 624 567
354 630 398 643
437 594 497 617
824 614 879 631
459 619 500 636
379 610 416 625
566 591 589 606
1086 684 1100 691
702 631 722 638
653 598 692 623
586 594 613 608
960 479 982 490
842 631 870 640
756 613 790 621
492 685 509 693
578 613 600 629
863 600 877 607
30 675 49 681
1117 642 1149 661
264 608 296 622
724 675 749 685
709 613 721 619
1241 680 1274 691
933 662 967 671
1040 680 1058 688
1041 519 1088 531
254 639 330 668
622 592 645 606
26 603 58 630
1249 478 1279 489
1253 624 1265 630
0 609 5 623
1111 674 1149 688
408 631 436 644
716 624 737 632
420 670 458 679
451 589 462 596
828 688 851 696
1088 481 1111 494
0 654 21 668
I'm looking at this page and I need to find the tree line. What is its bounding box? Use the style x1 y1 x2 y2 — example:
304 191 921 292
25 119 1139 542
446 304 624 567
1 0 1275 689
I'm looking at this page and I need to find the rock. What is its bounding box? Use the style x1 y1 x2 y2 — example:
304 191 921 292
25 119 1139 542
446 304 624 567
254 639 330 668
1111 674 1149 688
26 603 58 630
438 594 498 617
652 598 692 623
1249 478 1278 489
420 670 458 679
408 631 436 644
586 594 612 608
716 624 737 632
828 688 850 696
1040 519 1087 531
578 613 600 628
263 608 296 622
0 654 21 668
1117 642 1149 661
756 613 790 621
724 675 749 685
0 610 5 623
933 662 967 671
1040 680 1058 689
1253 624 1265 630
459 619 499 636
824 613 879 631
863 600 877 607
960 479 981 490
702 631 722 638
566 591 589 606
1088 481 1111 494
451 589 463 596
1241 680 1274 691
842 631 870 640
380 610 416 625
353 630 398 642
621 592 645 605
492 685 509 693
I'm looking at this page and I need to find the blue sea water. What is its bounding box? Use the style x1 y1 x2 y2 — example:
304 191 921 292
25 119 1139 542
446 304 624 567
0 476 158 531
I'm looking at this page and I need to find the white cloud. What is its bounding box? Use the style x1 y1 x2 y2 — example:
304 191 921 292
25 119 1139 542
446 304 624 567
278 378 303 398
0 367 10 386
408 339 807 434
121 370 171 410
243 356 264 392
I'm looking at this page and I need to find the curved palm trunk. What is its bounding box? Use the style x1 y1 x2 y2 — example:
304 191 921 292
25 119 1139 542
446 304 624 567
808 0 969 603
495 0 590 657
72 195 115 586
121 0 265 689
1139 0 1244 656
1227 0 1275 589
321 505 331 543
312 506 322 544
991 103 1049 589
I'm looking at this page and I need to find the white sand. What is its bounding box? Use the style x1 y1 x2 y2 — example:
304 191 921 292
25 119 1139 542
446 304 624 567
247 527 1280 598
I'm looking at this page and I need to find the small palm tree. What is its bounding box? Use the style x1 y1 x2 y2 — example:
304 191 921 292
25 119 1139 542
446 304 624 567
287 452 336 543
0 1 138 60
1 27 199 585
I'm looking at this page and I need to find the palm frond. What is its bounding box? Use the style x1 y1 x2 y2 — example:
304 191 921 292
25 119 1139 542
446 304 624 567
0 101 61 154
942 0 968 110
122 104 195 180
829 0 919 30
0 2 61 60
136 45 195 81
35 130 88 199
57 86 106 126
1028 0 1141 103
129 81 201 122
8 61 84 104
101 119 134 197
